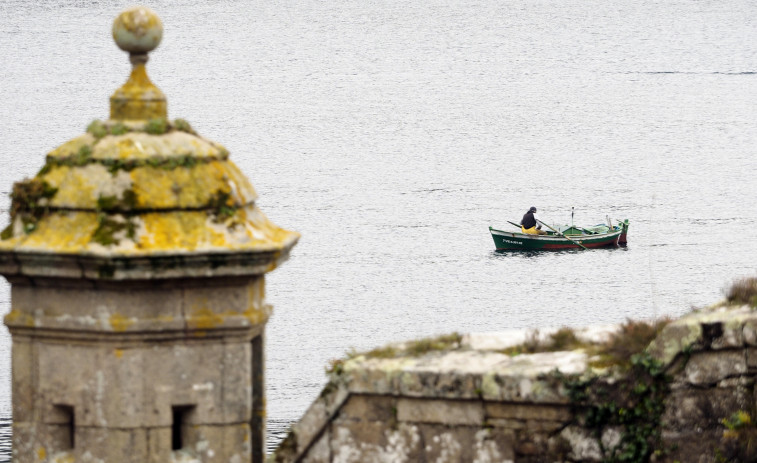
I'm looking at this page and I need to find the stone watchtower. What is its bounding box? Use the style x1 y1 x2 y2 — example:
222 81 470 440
0 7 298 462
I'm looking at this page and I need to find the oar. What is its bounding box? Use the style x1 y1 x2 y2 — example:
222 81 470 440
507 220 522 230
537 219 588 250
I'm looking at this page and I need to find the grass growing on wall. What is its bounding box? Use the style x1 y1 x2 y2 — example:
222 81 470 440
500 319 671 371
725 277 757 308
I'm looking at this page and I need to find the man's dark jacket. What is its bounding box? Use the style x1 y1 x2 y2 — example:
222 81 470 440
521 211 537 229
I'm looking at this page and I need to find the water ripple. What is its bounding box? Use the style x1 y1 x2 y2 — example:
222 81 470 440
1 0 757 456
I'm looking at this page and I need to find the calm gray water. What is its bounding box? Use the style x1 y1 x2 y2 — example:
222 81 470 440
1 0 756 456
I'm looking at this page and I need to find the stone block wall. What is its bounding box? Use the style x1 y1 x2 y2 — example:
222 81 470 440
274 305 757 462
5 277 269 463
652 309 757 462
304 395 577 462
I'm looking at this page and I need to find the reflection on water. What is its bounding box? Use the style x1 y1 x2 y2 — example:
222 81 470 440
493 245 630 257
1 0 757 457
0 419 9 463
266 420 291 455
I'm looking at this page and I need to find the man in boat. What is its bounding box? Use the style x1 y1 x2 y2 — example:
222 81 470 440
521 206 547 235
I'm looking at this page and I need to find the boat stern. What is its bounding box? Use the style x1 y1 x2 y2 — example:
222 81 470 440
618 219 630 245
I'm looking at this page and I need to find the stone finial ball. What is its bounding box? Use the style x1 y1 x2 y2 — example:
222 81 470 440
112 6 163 54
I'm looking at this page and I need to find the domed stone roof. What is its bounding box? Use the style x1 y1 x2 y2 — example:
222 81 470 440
0 7 298 280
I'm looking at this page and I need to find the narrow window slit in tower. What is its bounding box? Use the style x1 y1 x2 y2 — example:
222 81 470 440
172 405 195 450
52 404 74 450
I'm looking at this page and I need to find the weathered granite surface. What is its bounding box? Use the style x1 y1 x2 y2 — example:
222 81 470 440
274 302 757 462
1 7 298 463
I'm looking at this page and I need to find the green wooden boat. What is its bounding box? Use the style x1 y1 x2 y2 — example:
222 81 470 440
489 219 629 251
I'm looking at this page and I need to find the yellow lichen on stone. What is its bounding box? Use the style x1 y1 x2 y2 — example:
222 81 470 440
223 161 258 202
110 63 166 121
112 6 163 54
43 164 132 209
16 212 99 253
40 133 256 214
110 313 135 331
235 206 300 244
0 219 23 247
4 309 34 327
129 161 252 210
38 165 70 191
37 447 46 460
243 304 272 325
0 4 299 287
204 208 286 248
47 134 96 159
187 308 224 330
93 132 224 160
131 166 192 209
114 348 124 358
50 452 75 463
139 211 227 250
40 159 256 211
242 280 269 323
137 212 183 250
103 136 147 159
248 279 265 304
0 207 298 256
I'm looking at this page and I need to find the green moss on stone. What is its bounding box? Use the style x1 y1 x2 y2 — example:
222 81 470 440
720 411 757 461
555 350 673 462
501 327 585 357
6 178 59 236
499 319 670 370
44 154 218 175
145 117 168 135
91 213 137 246
85 117 204 138
0 225 12 240
86 120 108 139
110 122 129 136
21 216 36 233
102 159 132 175
363 345 399 359
161 155 199 170
146 157 162 168
10 179 58 217
340 332 463 366
405 332 463 356
529 319 679 461
173 118 197 135
208 190 237 222
325 358 345 376
36 162 52 176
96 195 119 211
590 318 671 370
72 145 93 166
96 189 138 212
122 189 137 209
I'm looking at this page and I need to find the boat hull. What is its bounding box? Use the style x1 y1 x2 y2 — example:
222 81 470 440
489 227 623 251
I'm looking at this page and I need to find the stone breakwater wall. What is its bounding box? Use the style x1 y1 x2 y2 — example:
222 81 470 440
273 304 757 462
